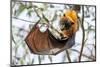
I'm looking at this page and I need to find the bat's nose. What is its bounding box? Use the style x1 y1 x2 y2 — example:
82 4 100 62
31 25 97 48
64 21 71 29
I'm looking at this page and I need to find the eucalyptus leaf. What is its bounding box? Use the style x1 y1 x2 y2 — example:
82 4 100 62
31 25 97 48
16 3 26 17
20 59 24 64
27 9 33 17
27 2 33 9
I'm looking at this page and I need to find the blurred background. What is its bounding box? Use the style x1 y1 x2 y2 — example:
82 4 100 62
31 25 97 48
11 1 96 66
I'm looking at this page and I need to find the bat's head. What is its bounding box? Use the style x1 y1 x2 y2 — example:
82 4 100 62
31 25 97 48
49 9 78 40
59 9 78 40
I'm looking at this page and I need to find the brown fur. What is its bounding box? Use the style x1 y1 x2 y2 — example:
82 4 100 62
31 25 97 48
60 9 78 38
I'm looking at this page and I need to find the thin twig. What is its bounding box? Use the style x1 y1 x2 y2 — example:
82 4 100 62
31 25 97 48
12 1 16 9
32 5 42 26
33 7 41 20
12 17 33 23
71 49 95 61
12 35 17 45
38 55 41 64
66 49 71 62
12 5 42 23
78 6 85 62
42 12 62 35
48 55 52 63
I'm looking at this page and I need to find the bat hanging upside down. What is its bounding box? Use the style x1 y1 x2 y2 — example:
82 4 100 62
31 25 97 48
25 8 79 55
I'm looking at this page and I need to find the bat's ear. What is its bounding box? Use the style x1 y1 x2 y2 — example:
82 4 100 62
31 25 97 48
73 5 81 12
64 9 78 23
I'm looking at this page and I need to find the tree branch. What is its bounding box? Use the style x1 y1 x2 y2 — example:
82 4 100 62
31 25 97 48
78 6 85 62
12 17 33 23
38 55 41 64
71 49 95 61
66 49 71 62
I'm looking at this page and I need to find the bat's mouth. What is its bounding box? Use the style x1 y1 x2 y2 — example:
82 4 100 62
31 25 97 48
48 30 69 43
61 37 68 40
48 24 70 41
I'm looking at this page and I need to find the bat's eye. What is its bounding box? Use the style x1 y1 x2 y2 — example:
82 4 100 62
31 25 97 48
71 22 74 25
63 14 65 17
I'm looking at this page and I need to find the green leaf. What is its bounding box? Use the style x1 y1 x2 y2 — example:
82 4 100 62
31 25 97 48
20 59 24 64
27 2 33 9
16 3 26 17
27 9 33 17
